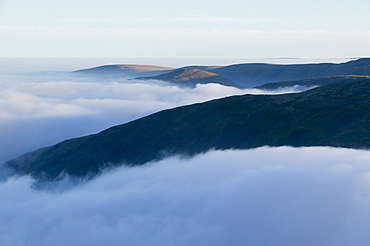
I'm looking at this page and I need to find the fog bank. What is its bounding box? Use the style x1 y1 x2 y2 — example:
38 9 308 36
0 147 369 246
0 68 303 162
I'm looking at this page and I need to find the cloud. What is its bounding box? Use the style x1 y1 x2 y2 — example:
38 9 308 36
0 70 303 162
0 147 370 246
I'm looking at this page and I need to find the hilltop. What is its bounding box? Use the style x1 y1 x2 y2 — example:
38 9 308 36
136 68 241 88
73 64 173 78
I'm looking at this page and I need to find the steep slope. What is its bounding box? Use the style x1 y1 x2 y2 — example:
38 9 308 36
256 75 370 90
210 58 370 87
136 68 241 88
6 80 370 180
73 64 174 78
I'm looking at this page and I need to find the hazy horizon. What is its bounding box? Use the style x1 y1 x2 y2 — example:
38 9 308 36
0 57 360 73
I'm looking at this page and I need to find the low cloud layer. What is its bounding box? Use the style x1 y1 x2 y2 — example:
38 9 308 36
0 69 303 162
0 147 370 246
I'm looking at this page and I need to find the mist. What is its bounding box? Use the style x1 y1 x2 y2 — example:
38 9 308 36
0 147 370 246
0 61 304 162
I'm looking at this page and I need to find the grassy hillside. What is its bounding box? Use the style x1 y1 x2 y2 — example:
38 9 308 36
6 80 370 180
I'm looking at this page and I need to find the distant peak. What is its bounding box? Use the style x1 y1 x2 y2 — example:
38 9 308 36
167 68 220 81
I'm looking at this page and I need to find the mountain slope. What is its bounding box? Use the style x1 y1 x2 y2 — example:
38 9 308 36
136 68 241 88
209 58 370 87
6 80 370 180
255 75 370 90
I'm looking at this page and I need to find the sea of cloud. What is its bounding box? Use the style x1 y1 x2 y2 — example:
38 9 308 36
0 147 370 246
2 59 367 245
0 63 304 162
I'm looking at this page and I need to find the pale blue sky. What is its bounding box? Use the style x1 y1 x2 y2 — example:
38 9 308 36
0 0 369 58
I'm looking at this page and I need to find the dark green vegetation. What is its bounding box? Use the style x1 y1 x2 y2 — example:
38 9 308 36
6 80 370 180
72 58 370 88
255 75 370 90
136 68 241 88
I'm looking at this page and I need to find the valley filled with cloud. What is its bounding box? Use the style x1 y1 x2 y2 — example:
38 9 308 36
1 147 370 246
0 60 369 246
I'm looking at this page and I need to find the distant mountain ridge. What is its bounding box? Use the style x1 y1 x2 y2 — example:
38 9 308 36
208 58 370 87
6 80 370 180
72 58 370 88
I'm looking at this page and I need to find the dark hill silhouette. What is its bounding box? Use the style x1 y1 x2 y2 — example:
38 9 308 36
6 80 370 180
135 68 241 88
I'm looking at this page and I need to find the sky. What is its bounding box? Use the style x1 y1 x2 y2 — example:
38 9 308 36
0 0 370 59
